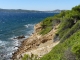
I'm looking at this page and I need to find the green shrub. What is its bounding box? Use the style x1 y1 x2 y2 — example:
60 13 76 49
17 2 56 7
40 26 52 35
56 5 80 40
40 5 80 60
22 54 29 60
40 30 80 60
40 16 60 35
41 17 53 29
71 43 80 60
22 54 39 60
40 17 53 35
60 20 80 42
72 5 80 12
63 48 76 60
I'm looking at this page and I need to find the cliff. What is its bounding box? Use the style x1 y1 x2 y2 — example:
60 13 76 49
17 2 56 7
40 5 80 60
12 5 80 60
12 22 59 60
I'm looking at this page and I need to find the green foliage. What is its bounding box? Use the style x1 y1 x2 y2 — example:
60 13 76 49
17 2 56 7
57 18 74 39
39 4 80 60
40 26 52 35
22 54 39 60
72 5 80 12
22 54 29 60
55 5 80 41
41 17 53 27
60 20 80 42
40 16 60 35
71 43 80 60
21 4 80 60
40 31 80 60
40 17 53 35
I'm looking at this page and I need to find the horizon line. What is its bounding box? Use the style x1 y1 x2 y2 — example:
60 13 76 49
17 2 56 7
0 8 70 11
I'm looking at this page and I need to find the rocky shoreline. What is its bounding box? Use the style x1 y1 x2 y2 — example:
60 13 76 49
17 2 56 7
12 23 59 60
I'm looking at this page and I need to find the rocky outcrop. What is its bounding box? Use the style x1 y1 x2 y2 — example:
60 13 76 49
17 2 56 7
12 23 59 60
34 22 42 33
13 35 25 39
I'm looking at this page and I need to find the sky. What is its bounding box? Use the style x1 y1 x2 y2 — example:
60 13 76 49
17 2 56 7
0 0 80 11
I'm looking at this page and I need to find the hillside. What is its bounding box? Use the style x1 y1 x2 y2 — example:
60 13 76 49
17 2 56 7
12 5 80 60
40 5 80 60
0 9 61 13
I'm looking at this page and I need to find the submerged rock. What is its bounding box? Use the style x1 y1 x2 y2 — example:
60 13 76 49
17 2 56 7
14 35 25 39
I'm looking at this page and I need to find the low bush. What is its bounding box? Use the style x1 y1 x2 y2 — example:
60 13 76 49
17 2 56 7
40 30 80 60
40 26 52 35
71 43 80 60
60 20 80 42
40 4 80 60
22 54 29 60
40 16 60 35
22 54 39 60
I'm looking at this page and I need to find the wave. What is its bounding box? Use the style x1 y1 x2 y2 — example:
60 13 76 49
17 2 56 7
0 40 2 44
0 40 8 46
24 24 35 28
0 40 6 50
0 23 35 59
9 35 18 40
9 35 29 41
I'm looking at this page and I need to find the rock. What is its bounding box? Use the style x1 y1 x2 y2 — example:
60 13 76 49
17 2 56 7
34 23 42 33
36 44 40 46
12 23 59 60
14 35 25 39
41 39 47 43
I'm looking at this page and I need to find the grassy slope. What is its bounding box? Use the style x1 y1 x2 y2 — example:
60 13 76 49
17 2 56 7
40 5 80 60
40 26 80 60
40 15 61 35
22 5 80 60
40 30 80 60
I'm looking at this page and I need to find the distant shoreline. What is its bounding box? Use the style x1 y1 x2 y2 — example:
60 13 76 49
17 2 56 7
0 9 61 13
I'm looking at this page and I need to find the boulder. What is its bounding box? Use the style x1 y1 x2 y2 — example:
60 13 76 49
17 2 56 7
14 35 25 39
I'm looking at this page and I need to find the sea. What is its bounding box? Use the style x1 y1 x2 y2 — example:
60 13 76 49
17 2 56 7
0 11 57 60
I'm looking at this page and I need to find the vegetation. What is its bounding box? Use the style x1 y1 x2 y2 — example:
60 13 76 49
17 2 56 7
22 54 29 60
40 17 53 35
40 31 80 60
40 5 80 60
22 54 39 60
40 16 60 35
22 5 80 60
71 43 80 60
60 20 80 42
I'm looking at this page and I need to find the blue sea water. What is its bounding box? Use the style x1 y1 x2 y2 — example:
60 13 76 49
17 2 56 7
0 11 57 60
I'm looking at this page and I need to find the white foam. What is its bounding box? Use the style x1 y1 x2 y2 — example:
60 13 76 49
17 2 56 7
5 23 35 58
9 35 18 40
25 35 29 38
6 46 18 52
0 40 2 44
24 24 35 28
13 40 19 46
0 40 7 46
